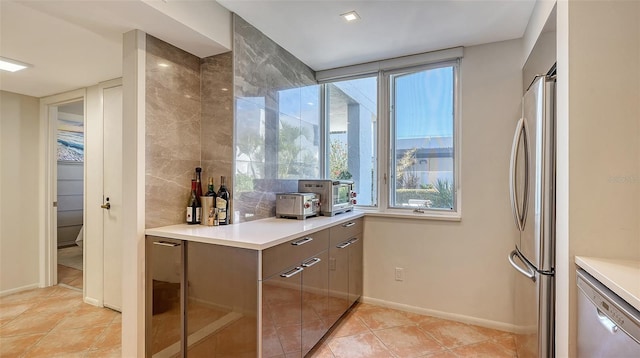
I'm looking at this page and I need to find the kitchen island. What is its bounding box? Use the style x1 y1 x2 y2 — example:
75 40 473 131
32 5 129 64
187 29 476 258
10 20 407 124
145 211 364 357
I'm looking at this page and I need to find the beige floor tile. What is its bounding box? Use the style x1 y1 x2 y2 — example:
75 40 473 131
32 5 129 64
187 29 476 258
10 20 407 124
29 294 85 315
448 339 518 357
328 331 394 358
374 325 446 357
307 342 335 358
354 305 415 330
418 320 493 349
92 322 122 350
0 310 67 336
0 302 33 327
54 305 118 331
326 313 369 339
0 288 54 306
25 325 106 357
0 332 46 357
86 346 122 358
420 350 458 358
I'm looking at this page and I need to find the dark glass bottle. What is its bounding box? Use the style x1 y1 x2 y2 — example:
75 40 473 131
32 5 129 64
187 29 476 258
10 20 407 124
186 179 201 224
206 177 216 197
205 177 217 226
216 176 230 225
195 167 203 198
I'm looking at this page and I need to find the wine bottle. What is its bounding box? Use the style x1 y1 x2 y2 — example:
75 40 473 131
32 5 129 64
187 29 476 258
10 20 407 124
205 177 217 226
206 177 216 197
186 179 201 224
216 176 230 225
195 167 203 198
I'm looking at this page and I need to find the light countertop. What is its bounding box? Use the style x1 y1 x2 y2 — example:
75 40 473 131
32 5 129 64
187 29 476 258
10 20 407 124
145 211 364 250
575 256 640 312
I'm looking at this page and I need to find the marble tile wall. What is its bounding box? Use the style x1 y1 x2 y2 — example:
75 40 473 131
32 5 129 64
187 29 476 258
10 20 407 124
201 52 234 215
233 14 321 222
145 35 202 229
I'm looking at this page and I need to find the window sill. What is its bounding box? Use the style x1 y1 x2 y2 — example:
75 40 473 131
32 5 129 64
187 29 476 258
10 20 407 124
357 208 462 222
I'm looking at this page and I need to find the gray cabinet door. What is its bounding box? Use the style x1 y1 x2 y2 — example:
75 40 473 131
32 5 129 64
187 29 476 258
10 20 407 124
186 242 258 357
348 235 363 306
262 265 304 357
147 237 185 358
302 250 329 356
328 236 350 326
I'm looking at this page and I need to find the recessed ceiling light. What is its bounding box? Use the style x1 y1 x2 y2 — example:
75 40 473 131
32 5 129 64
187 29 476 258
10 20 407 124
158 63 170 68
341 11 360 22
0 57 31 72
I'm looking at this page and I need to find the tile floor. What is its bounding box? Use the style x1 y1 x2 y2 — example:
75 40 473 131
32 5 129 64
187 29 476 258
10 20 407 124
307 303 517 358
0 286 120 357
57 264 83 290
1 286 516 358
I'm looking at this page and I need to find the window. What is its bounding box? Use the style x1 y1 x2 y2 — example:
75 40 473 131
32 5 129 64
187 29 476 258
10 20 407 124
325 76 378 206
389 63 457 211
320 54 460 217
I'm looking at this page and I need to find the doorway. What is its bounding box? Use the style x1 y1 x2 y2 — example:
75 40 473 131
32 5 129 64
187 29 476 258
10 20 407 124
55 99 85 290
42 80 123 311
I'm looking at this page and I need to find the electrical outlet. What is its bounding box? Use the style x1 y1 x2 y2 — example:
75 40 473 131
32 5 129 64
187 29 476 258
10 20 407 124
395 267 404 281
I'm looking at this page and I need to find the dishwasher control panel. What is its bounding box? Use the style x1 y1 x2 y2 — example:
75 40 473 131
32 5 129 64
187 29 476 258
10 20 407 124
577 269 640 344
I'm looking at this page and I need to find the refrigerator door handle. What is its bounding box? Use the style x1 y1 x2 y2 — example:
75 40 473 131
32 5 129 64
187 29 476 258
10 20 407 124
509 249 536 282
509 117 529 232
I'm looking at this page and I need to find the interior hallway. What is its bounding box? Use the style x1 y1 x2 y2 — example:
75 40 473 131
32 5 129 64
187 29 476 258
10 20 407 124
0 286 120 357
1 285 516 358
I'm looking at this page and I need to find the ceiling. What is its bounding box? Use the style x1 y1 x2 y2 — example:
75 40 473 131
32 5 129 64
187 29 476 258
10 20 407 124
217 0 537 71
0 0 230 98
1 0 536 98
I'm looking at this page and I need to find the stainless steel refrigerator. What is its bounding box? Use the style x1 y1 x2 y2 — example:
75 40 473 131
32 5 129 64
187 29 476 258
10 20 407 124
508 73 555 358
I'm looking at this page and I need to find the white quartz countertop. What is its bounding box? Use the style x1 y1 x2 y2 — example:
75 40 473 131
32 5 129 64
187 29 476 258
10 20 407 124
575 256 640 312
145 211 364 250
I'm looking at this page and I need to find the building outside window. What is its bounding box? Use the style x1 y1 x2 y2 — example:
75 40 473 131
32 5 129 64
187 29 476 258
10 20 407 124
325 76 378 207
321 56 460 216
388 62 457 211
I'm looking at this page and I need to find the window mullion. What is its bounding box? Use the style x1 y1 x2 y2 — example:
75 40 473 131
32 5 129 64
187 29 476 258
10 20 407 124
378 70 390 210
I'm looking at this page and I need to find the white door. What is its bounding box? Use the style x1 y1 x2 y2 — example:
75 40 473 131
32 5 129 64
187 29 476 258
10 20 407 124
102 85 123 310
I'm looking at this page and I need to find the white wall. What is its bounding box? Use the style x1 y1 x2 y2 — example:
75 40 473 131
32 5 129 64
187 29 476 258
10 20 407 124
0 91 41 294
363 38 523 330
522 0 557 66
556 1 640 356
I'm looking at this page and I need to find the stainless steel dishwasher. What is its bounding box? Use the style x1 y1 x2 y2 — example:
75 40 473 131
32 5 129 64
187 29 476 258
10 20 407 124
577 269 640 357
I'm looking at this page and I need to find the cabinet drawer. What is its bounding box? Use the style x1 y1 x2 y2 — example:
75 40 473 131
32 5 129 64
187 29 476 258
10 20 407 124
262 229 329 279
329 218 362 243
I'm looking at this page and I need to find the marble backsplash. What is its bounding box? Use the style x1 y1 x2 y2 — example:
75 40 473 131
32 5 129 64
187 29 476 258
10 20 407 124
145 34 233 228
145 35 202 229
201 52 234 214
233 14 321 222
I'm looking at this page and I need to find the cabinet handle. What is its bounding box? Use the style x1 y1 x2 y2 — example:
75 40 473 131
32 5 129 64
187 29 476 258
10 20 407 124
292 237 313 246
348 237 359 244
281 266 304 278
302 257 321 268
342 222 355 228
336 241 351 249
153 241 180 247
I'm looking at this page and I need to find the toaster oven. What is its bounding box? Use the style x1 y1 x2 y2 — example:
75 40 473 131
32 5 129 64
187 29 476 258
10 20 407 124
275 193 320 220
298 180 356 216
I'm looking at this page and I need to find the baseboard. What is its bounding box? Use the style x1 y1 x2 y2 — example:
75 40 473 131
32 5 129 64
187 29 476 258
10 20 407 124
84 296 102 307
0 283 40 297
360 296 520 333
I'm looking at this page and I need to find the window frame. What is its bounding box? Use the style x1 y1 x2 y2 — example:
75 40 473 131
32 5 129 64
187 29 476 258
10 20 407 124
384 60 461 217
319 56 462 221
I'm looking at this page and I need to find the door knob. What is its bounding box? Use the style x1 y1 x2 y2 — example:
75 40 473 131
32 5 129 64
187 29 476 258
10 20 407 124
101 202 111 210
